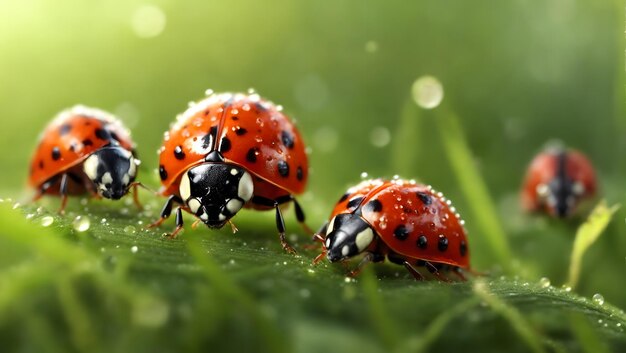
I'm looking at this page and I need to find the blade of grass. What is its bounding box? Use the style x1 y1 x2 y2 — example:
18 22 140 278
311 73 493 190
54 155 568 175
360 268 401 350
569 313 612 353
186 236 287 353
391 98 422 177
394 297 481 353
566 201 619 289
473 280 546 353
435 106 513 272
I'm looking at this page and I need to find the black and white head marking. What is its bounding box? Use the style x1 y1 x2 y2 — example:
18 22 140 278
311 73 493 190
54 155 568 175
83 146 138 200
179 161 253 228
325 213 375 262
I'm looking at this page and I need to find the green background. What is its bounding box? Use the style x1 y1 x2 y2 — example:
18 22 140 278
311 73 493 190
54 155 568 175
0 0 625 352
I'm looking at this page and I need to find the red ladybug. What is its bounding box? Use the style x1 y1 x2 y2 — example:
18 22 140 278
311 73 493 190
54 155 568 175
521 146 597 218
315 178 470 280
151 92 309 252
29 105 141 212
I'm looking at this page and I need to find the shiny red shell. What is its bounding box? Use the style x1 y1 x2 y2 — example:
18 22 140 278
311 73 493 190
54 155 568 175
521 148 596 215
329 179 470 268
158 92 308 206
28 106 134 193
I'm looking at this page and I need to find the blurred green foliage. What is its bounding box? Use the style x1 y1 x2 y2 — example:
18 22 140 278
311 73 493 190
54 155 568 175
0 0 625 352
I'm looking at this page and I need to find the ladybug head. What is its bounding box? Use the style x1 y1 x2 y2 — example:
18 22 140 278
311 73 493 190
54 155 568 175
324 213 375 262
179 161 253 229
537 179 585 218
83 146 138 200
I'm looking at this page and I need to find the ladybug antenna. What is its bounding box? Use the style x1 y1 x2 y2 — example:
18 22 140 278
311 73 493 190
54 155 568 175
204 150 224 163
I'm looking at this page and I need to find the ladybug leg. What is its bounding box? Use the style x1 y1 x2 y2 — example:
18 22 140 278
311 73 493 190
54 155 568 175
33 175 61 202
227 220 239 234
348 252 384 277
451 267 467 281
148 195 183 229
291 197 314 236
58 173 69 214
251 195 297 254
165 207 184 239
424 261 452 283
403 262 425 281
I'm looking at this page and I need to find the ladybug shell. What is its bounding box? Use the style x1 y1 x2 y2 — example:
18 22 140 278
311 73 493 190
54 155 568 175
521 148 596 214
29 106 134 193
330 179 470 268
158 92 308 207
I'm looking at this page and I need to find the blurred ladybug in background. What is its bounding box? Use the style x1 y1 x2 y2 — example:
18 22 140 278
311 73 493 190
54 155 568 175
151 91 310 253
521 145 597 218
29 105 141 213
314 178 470 281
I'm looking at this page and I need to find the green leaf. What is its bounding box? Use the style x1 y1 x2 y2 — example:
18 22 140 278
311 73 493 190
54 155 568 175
567 201 620 289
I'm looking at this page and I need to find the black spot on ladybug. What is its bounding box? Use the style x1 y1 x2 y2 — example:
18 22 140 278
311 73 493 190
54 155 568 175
69 142 77 152
363 199 383 213
219 136 231 153
203 110 210 116
338 193 350 204
95 128 110 140
201 133 212 150
174 145 185 160
460 240 467 257
59 124 72 135
159 165 168 181
110 131 120 142
51 147 61 161
281 130 295 149
296 166 304 181
38 160 44 169
417 192 432 205
231 116 239 121
82 139 93 147
417 235 428 249
277 160 289 177
246 148 258 163
255 102 267 112
438 235 448 252
393 225 409 241
235 127 247 136
347 196 364 210
84 120 92 126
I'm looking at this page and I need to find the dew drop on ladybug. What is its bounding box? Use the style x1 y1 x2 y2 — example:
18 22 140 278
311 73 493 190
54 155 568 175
521 145 597 218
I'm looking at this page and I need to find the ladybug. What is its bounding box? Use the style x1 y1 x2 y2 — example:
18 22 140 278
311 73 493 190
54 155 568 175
315 178 470 280
29 105 141 212
521 145 597 218
151 92 309 253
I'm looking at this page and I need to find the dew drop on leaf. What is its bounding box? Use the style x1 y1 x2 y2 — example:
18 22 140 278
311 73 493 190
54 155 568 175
539 277 551 288
41 216 54 227
72 216 91 232
412 75 444 109
592 293 605 305
131 245 139 254
124 225 137 234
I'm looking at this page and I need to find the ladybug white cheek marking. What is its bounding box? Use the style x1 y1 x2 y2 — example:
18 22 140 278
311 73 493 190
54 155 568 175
226 198 243 214
572 181 585 195
179 173 191 201
83 154 100 181
188 198 201 213
355 227 374 252
237 171 254 201
341 245 350 257
122 174 130 185
102 172 113 185
326 216 336 235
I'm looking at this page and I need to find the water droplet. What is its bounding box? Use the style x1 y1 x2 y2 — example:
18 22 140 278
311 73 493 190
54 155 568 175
299 288 311 299
562 285 572 292
41 216 54 227
275 105 283 112
131 245 139 254
72 216 90 232
360 172 369 179
231 108 239 115
592 293 605 305
131 4 166 38
364 40 379 53
538 277 551 288
247 88 256 94
12 202 21 209
370 126 391 147
204 88 214 96
411 75 444 109
124 225 137 234
101 218 108 224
